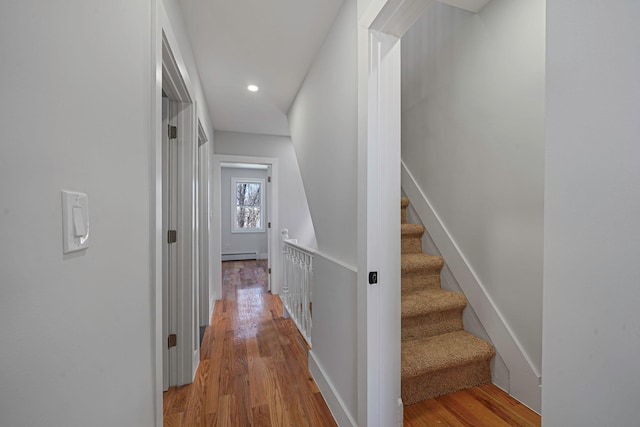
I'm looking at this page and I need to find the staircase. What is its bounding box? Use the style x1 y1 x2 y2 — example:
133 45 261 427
401 197 495 405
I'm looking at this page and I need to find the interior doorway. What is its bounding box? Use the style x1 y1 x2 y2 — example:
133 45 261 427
160 32 200 391
212 155 280 302
220 162 271 288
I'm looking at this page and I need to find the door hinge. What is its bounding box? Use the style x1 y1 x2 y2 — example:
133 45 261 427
268 268 271 274
268 222 271 228
168 334 177 348
168 125 177 139
167 229 177 244
268 176 271 183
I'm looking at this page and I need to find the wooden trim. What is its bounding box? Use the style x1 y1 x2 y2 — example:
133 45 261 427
197 118 208 145
438 0 491 13
369 0 436 37
153 1 201 412
230 177 266 233
309 351 358 427
315 250 357 274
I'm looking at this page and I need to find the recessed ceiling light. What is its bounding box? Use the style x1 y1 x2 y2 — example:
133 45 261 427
247 84 259 92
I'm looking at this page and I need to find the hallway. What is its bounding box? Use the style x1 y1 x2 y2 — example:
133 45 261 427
163 260 337 426
163 260 541 426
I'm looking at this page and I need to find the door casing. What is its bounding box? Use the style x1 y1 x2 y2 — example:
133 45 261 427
357 1 435 426
154 7 201 405
197 120 210 329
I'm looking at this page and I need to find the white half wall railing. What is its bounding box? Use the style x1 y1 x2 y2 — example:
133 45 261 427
281 229 313 347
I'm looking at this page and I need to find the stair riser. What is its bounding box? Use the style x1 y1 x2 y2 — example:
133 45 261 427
402 262 444 275
401 360 492 405
401 237 423 254
402 257 444 277
402 274 442 292
402 310 464 340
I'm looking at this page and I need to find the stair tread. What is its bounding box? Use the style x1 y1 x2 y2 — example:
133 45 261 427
402 288 467 317
401 223 425 236
402 253 444 273
402 331 495 379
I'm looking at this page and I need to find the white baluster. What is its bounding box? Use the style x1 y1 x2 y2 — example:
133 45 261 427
280 233 314 347
281 229 290 318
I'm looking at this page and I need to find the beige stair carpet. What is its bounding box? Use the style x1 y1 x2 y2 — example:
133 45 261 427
400 197 495 406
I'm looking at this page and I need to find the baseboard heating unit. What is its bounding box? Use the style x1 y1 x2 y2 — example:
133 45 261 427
221 251 259 261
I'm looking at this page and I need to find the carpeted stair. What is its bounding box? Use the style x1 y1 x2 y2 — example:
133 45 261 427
401 197 495 405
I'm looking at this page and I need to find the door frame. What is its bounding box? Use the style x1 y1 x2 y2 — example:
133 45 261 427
152 3 201 423
212 155 279 302
357 1 435 426
197 120 210 329
161 30 200 388
162 96 180 390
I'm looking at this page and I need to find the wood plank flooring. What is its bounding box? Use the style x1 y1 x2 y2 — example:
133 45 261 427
404 384 541 426
164 260 541 427
163 260 337 427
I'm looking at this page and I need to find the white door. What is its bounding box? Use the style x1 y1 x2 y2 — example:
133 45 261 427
192 137 200 374
162 96 179 390
266 165 272 291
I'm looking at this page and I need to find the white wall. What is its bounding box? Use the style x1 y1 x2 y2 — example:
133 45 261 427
162 0 214 140
309 255 358 427
214 131 317 249
401 0 545 375
543 1 640 425
0 1 155 426
221 167 268 258
288 0 358 267
161 0 216 331
288 0 359 424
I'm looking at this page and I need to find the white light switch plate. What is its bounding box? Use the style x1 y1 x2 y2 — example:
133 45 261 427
62 190 90 253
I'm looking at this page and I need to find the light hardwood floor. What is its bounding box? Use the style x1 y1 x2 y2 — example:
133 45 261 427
163 260 337 426
164 260 541 427
404 383 540 426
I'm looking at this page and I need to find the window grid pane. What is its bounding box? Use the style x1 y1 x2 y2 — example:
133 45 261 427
235 206 261 229
233 179 263 232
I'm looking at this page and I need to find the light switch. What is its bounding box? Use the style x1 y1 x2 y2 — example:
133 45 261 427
72 206 86 236
62 190 90 253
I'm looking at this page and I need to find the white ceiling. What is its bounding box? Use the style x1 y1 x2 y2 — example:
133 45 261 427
179 0 345 136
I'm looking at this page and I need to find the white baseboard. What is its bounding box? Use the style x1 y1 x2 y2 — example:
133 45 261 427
402 161 541 413
309 351 357 427
209 294 216 321
221 251 258 261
